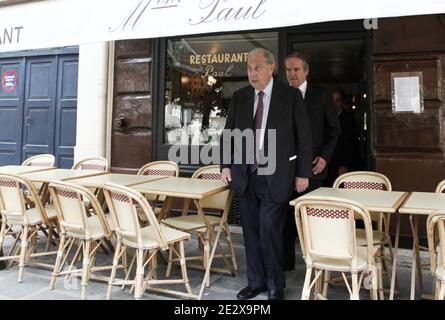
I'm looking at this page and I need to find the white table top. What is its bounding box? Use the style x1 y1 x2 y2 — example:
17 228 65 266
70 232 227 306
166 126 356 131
21 169 105 182
290 187 408 213
69 173 166 188
398 191 445 215
131 177 229 199
0 165 54 174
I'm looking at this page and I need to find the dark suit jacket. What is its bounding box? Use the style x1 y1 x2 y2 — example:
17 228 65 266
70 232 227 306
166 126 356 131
304 83 341 181
220 80 312 203
329 108 358 172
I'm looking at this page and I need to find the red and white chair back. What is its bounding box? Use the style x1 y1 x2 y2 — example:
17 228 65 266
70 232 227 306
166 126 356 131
72 157 109 172
192 165 231 211
137 161 178 177
48 181 111 240
333 171 391 191
102 183 167 249
0 173 49 225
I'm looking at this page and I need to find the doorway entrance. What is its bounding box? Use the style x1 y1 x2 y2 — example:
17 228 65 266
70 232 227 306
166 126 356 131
285 20 371 179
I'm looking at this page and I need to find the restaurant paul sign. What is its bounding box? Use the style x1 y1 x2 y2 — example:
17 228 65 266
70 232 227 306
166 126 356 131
0 0 445 52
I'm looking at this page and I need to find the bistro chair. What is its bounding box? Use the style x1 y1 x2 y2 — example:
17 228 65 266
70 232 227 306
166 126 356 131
137 161 179 219
21 154 56 196
0 173 58 282
21 154 55 167
162 165 237 287
427 211 445 300
71 157 109 172
333 171 393 298
293 196 379 300
102 183 194 300
71 157 110 208
48 181 114 299
435 180 445 193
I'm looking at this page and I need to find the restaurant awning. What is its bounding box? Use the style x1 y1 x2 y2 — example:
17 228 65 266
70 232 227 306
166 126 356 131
0 0 444 53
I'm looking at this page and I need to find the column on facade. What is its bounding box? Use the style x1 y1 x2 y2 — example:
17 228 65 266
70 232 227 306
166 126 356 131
74 42 109 163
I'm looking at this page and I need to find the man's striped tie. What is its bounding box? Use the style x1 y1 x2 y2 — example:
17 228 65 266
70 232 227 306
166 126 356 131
250 91 264 173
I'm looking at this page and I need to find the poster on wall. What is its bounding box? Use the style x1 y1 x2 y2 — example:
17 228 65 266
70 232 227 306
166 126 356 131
391 72 423 113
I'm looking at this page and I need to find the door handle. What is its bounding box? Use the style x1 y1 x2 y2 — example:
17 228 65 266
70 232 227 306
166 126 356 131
25 116 30 126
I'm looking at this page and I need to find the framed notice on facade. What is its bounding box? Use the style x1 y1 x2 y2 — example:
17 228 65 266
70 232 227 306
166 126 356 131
391 72 424 113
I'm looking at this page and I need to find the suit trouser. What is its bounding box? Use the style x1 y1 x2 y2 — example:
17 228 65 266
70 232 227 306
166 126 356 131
238 172 287 291
282 179 323 269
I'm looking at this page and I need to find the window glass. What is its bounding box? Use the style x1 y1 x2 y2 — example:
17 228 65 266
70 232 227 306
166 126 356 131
164 32 278 145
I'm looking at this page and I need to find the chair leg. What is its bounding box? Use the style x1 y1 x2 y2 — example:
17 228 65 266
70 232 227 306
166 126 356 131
376 257 384 300
439 282 445 300
18 226 29 283
107 240 122 300
165 244 174 278
351 272 359 300
370 267 379 300
204 231 211 287
0 221 7 252
314 271 323 300
45 224 53 252
223 223 238 271
80 241 91 300
178 240 193 294
50 234 67 290
301 267 313 300
122 250 136 291
322 271 330 298
435 279 441 299
134 249 145 299
0 222 7 270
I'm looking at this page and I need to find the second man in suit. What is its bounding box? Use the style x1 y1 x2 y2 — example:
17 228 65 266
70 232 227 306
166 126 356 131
283 51 341 270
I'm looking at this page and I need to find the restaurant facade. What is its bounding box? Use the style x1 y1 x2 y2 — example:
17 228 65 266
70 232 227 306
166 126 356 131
1 1 445 234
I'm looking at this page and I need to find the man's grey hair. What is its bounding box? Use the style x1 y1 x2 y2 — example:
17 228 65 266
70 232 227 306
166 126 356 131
248 48 275 65
286 51 309 71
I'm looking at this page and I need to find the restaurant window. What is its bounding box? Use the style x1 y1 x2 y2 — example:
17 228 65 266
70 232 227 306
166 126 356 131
163 32 278 146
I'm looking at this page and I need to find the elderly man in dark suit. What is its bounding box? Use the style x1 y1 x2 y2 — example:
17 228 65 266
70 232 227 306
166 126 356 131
283 52 341 271
220 48 312 300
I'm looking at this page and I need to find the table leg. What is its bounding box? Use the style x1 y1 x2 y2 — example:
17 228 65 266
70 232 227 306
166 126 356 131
409 214 424 300
157 196 173 221
408 214 423 300
0 249 5 270
389 214 401 300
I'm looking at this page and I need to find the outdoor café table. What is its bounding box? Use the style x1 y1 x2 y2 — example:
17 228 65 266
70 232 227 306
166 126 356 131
290 187 408 213
68 172 167 188
395 191 445 300
21 168 106 204
130 176 230 299
69 173 168 205
289 187 409 300
0 165 54 174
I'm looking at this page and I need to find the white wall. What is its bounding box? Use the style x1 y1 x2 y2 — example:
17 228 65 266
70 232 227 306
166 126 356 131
74 42 110 163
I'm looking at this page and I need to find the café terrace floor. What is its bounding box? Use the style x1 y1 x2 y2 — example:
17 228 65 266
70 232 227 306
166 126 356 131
0 227 433 300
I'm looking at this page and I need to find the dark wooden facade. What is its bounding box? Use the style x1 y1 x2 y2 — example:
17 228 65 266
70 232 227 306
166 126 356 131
373 15 445 192
111 40 153 174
